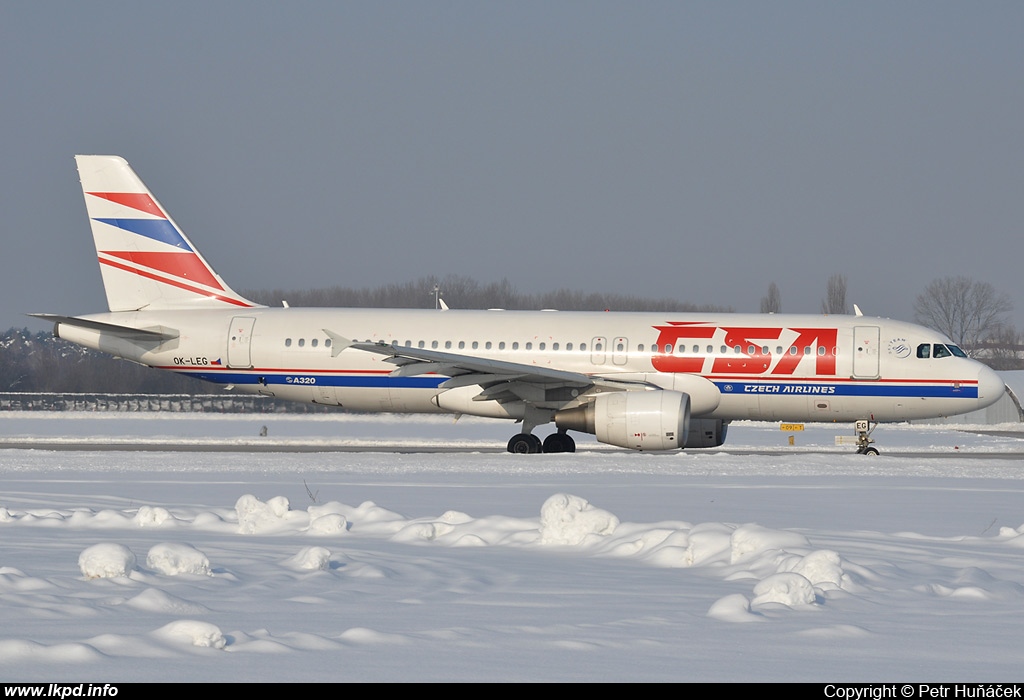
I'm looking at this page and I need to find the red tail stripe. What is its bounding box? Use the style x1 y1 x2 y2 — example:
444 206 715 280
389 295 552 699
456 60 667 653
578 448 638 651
86 192 165 217
98 256 252 307
102 251 223 290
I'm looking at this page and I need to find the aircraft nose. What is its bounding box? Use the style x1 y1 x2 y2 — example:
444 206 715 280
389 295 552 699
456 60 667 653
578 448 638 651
976 364 1005 409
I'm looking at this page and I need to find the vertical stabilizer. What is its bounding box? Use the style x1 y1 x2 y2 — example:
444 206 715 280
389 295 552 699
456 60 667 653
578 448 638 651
75 155 258 312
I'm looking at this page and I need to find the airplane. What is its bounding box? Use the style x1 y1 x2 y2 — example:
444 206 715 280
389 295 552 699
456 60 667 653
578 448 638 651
31 155 1006 455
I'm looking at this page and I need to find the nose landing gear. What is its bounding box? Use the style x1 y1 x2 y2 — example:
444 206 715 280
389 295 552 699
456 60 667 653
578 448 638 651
854 419 879 455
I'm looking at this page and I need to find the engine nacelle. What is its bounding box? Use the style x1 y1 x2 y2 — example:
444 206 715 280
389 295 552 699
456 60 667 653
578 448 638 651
555 390 689 451
645 373 721 415
684 418 728 448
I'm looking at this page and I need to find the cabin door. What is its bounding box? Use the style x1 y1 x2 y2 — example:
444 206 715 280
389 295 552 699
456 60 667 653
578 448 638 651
227 316 256 369
852 326 880 379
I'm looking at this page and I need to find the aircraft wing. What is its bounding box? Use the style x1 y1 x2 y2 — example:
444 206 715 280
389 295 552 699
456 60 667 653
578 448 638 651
325 332 646 404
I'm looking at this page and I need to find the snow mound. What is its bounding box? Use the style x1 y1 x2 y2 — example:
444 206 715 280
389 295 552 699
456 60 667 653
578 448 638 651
0 639 104 663
73 509 133 528
1001 529 1024 548
306 502 350 535
154 620 227 649
999 523 1024 536
284 546 332 571
78 543 136 579
134 506 174 527
752 572 817 607
539 493 619 545
779 549 847 590
0 567 57 592
345 501 408 530
684 523 733 566
236 494 303 534
707 594 761 623
393 520 458 542
146 543 211 576
307 513 348 535
127 588 209 614
452 534 487 547
730 524 810 564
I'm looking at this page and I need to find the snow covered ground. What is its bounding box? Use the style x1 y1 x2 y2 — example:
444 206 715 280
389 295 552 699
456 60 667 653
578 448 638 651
1 412 1024 682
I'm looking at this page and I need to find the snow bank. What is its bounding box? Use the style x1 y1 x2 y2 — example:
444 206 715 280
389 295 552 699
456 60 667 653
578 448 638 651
730 523 810 564
539 493 619 545
78 543 136 579
684 523 733 566
11 481 1014 650
752 572 817 606
236 494 303 534
134 506 175 527
778 549 847 591
306 502 350 535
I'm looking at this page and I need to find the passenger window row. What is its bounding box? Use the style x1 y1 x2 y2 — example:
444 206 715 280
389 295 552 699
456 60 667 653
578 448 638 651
284 338 332 349
282 336 836 357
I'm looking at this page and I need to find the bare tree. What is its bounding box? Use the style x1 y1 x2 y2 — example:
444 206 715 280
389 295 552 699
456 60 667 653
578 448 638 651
821 273 849 315
976 324 1024 370
913 276 1013 354
760 282 781 314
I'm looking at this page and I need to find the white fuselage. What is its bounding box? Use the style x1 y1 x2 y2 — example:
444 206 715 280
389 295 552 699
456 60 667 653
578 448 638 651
57 307 1004 423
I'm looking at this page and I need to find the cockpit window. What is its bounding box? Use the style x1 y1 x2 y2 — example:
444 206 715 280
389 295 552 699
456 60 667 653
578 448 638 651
919 343 963 359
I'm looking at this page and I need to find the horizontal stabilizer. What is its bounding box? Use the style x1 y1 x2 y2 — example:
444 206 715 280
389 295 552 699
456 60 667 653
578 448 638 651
28 314 179 342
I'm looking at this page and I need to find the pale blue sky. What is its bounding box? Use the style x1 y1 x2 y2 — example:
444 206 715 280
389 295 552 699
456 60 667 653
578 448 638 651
3 1 1022 330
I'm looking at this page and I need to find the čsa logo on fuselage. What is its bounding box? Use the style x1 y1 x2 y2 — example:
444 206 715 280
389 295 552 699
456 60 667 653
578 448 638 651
650 322 838 376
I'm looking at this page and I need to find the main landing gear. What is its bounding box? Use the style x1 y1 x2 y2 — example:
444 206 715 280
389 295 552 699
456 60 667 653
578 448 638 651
507 430 576 454
854 419 880 456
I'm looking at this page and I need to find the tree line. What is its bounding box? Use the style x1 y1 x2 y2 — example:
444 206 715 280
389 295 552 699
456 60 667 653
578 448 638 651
0 328 201 394
761 274 1022 369
245 274 732 314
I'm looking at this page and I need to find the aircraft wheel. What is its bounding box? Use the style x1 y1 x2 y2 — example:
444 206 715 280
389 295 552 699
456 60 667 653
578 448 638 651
862 447 880 456
508 433 542 454
542 433 576 453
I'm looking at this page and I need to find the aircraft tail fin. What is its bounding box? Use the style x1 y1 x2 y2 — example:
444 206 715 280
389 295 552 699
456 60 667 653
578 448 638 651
75 155 259 312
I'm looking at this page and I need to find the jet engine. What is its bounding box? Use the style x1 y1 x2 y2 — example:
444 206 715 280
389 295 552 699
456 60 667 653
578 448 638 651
554 390 689 451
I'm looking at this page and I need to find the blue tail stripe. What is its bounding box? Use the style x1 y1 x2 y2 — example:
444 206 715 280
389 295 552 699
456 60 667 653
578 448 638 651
94 218 193 251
